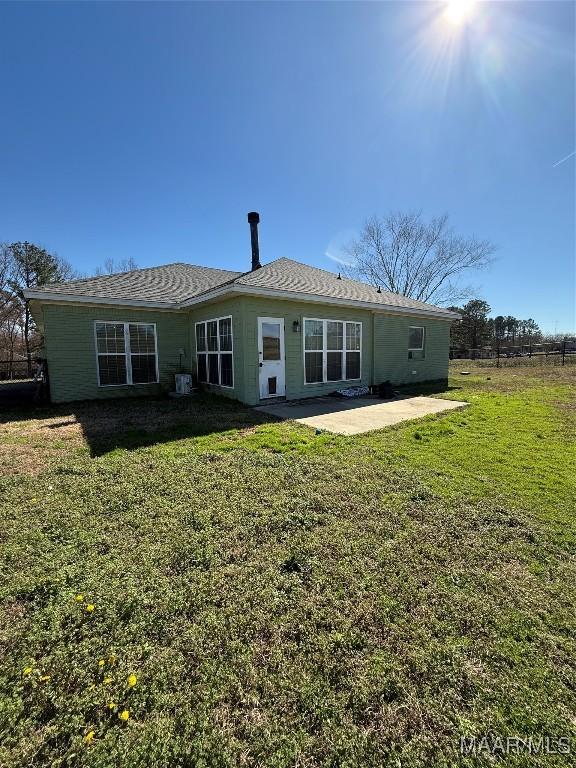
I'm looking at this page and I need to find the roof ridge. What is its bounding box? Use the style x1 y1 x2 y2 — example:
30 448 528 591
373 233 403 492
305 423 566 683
261 256 420 301
261 256 366 284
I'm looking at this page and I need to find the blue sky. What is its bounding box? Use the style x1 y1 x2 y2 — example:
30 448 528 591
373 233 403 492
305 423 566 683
0 1 574 332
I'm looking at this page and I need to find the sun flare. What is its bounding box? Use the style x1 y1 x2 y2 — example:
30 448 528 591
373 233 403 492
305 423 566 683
444 0 477 26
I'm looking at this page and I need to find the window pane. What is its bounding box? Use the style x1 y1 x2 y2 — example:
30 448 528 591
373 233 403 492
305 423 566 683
129 324 155 354
207 321 218 352
98 354 127 385
345 352 360 380
327 321 343 351
208 354 219 384
131 354 157 384
327 351 343 381
219 318 232 352
195 323 206 352
220 354 233 387
96 322 125 354
197 353 207 382
409 327 424 349
346 322 361 351
305 351 323 383
409 349 424 360
262 322 281 360
304 320 323 350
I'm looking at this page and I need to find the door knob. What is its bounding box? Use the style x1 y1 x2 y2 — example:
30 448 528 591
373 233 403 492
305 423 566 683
259 363 263 367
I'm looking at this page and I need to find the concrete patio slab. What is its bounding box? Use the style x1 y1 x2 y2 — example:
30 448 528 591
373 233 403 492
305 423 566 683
254 395 468 435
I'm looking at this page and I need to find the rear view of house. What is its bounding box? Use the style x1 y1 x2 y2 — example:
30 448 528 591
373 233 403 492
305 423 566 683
25 213 459 405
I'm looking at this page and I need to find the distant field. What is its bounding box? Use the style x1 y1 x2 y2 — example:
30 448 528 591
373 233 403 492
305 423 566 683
0 363 574 767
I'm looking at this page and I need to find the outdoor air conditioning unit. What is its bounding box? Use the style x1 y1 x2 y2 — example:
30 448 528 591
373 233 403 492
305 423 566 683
174 373 193 395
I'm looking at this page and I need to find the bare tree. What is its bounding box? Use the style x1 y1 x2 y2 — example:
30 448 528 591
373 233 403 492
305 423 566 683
94 257 138 276
0 243 12 314
0 299 23 379
344 212 495 306
5 242 76 374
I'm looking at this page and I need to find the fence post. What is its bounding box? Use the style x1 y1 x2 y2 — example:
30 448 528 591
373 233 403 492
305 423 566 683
562 339 566 366
496 343 500 369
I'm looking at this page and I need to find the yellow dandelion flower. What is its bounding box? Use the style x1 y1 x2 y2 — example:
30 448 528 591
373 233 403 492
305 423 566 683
98 659 105 667
86 604 95 613
127 674 137 688
84 730 95 744
103 676 113 684
39 675 51 682
107 702 116 710
119 709 129 722
75 594 84 602
23 667 33 676
108 653 116 665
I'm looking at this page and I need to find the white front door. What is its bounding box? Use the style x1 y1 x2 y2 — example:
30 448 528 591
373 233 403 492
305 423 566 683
258 317 285 398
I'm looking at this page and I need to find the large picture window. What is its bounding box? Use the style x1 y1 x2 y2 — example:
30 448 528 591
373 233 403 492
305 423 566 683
195 316 233 388
304 319 362 384
95 322 158 386
408 326 425 359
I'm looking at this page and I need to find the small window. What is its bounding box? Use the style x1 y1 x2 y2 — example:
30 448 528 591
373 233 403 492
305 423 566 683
408 326 425 359
262 322 281 361
195 316 234 388
95 322 158 386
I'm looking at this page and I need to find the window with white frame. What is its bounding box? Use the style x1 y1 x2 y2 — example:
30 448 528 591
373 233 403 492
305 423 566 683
95 322 158 386
408 326 425 359
195 316 233 388
304 319 361 384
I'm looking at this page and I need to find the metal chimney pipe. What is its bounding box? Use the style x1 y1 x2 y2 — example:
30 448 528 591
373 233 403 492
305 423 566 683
247 211 261 270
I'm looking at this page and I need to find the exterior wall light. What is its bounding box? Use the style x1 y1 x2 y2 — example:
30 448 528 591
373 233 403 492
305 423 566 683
293 320 300 333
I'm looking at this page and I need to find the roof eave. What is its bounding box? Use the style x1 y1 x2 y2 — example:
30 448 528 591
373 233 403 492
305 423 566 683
181 284 460 320
24 284 461 320
22 289 182 310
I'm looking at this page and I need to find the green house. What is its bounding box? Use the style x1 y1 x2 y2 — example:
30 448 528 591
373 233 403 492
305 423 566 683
25 214 459 405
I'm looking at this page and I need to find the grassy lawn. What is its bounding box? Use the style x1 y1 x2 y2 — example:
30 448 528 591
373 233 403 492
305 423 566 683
0 363 574 767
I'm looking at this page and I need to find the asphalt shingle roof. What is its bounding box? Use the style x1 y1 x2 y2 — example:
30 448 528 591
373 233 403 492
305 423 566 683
35 263 242 305
235 258 454 314
32 257 458 317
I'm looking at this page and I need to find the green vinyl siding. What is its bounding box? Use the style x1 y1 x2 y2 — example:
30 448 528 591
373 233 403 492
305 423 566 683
42 304 191 403
237 297 374 405
373 314 451 385
189 297 245 402
38 296 452 406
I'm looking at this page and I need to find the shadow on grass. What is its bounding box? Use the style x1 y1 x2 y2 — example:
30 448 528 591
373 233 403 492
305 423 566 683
85 395 281 457
1 380 462 459
1 393 278 458
393 379 463 397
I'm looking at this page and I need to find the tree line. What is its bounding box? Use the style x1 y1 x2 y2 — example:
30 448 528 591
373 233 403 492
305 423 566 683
448 299 543 351
0 241 137 377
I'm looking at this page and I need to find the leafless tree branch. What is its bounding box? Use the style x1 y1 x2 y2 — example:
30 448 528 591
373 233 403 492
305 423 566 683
344 212 495 306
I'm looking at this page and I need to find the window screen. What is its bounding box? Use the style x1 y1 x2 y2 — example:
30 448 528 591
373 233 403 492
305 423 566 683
195 316 234 387
95 322 157 386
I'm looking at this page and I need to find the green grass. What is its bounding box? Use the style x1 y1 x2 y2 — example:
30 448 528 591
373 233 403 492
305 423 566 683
0 364 574 767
